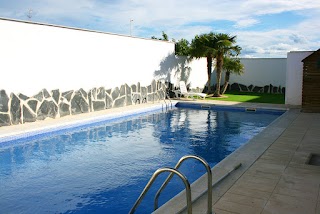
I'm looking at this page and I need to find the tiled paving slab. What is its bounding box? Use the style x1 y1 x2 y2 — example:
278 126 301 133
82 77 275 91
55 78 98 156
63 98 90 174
212 110 320 214
261 195 316 214
214 199 264 214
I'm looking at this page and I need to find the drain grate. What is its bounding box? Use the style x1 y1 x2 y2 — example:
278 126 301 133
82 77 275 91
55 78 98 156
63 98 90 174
201 105 211 110
246 108 256 112
307 154 320 166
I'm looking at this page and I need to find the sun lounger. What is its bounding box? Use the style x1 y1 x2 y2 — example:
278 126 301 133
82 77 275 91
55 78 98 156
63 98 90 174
174 81 207 99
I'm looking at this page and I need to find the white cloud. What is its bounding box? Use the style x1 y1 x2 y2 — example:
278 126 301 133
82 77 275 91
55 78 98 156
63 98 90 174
233 25 320 58
234 18 260 28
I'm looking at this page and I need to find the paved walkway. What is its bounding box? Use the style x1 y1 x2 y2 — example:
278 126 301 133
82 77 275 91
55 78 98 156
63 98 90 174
213 111 320 214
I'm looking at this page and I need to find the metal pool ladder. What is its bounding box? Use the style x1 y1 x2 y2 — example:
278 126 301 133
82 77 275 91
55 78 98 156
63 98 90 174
129 155 213 214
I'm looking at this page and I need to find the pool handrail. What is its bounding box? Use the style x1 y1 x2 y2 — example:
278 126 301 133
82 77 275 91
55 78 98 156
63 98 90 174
163 81 173 109
129 167 192 214
154 155 213 214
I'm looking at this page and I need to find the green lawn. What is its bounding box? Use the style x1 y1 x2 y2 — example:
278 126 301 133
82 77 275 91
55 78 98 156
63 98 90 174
206 91 285 104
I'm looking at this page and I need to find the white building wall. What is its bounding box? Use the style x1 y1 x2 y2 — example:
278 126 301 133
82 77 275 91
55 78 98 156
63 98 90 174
164 56 208 89
187 58 208 89
211 58 287 87
0 18 289 98
0 18 175 96
285 51 313 105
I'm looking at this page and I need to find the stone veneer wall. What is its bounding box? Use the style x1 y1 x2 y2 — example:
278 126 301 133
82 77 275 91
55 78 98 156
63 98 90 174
209 82 285 94
0 80 166 127
229 83 285 94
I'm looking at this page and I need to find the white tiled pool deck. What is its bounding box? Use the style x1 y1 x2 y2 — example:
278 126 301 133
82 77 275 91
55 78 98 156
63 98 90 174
211 108 320 214
1 100 319 214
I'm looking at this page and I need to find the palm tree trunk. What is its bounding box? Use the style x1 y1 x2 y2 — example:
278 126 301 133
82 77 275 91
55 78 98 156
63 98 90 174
206 55 213 93
221 71 230 94
214 55 223 97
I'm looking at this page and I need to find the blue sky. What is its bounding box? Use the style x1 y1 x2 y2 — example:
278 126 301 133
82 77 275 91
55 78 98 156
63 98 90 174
0 0 319 57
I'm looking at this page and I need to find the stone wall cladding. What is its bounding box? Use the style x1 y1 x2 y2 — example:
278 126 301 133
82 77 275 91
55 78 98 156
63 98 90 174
228 83 285 94
0 80 167 127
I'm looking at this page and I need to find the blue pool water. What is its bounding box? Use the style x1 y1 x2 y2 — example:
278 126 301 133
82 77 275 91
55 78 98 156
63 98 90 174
0 106 283 213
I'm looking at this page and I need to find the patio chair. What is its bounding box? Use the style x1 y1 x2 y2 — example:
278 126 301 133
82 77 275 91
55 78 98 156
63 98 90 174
174 81 207 99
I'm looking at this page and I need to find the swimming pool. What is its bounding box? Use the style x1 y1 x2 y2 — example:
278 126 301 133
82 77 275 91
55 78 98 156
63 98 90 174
0 104 284 213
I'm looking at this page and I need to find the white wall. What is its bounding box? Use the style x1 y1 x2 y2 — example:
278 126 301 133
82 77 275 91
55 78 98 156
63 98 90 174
187 58 208 88
285 51 313 105
167 58 287 91
211 58 287 87
0 18 175 96
0 18 291 98
157 56 208 89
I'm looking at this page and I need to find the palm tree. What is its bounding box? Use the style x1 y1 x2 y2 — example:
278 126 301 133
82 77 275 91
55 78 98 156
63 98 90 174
151 31 169 41
175 38 190 56
221 57 244 94
213 33 241 97
190 33 216 93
